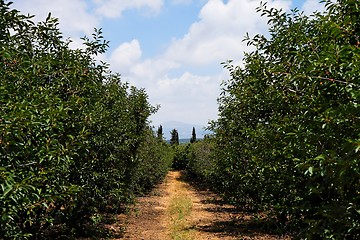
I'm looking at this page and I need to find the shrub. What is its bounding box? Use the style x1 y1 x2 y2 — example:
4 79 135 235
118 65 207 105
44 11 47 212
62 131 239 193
171 144 189 170
186 139 214 183
211 0 359 238
0 1 168 238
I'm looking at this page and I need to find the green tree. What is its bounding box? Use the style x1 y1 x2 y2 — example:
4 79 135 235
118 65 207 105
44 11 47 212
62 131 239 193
132 128 173 193
170 129 179 145
186 139 214 181
0 1 167 238
211 0 359 238
190 127 197 143
171 144 189 170
157 125 164 141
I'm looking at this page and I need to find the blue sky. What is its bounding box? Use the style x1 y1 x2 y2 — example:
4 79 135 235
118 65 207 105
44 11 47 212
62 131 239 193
13 0 324 128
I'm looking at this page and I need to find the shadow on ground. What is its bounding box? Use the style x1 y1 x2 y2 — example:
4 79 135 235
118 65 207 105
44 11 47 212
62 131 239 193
42 212 126 240
177 171 292 239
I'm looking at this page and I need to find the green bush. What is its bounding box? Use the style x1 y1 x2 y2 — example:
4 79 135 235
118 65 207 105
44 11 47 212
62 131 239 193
211 0 359 238
0 1 169 238
186 139 214 183
133 129 174 194
171 144 190 170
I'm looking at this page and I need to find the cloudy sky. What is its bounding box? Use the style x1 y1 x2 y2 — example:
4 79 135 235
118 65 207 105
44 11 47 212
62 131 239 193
12 0 324 128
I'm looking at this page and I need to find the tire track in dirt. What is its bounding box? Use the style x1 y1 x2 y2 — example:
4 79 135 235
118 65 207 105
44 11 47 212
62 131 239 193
117 171 291 240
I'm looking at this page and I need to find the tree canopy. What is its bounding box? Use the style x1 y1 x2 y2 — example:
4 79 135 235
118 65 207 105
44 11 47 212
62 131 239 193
0 1 173 238
211 0 359 238
190 127 197 143
157 125 164 140
170 129 179 145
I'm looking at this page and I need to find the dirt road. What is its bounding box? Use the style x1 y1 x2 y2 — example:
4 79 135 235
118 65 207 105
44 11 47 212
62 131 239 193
117 171 290 240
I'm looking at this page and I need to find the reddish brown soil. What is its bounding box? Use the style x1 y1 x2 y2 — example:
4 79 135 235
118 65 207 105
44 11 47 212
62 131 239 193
112 171 291 240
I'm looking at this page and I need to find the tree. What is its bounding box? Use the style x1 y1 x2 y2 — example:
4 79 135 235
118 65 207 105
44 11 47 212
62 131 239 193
190 127 197 143
157 125 163 140
170 129 179 145
0 1 166 238
211 0 360 238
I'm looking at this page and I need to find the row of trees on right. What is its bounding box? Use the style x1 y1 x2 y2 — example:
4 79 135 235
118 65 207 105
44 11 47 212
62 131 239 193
211 0 359 238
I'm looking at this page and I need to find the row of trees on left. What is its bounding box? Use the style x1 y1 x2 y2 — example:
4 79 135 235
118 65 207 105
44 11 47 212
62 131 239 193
0 1 173 239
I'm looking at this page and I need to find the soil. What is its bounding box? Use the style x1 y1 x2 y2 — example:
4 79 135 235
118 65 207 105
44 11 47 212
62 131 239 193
112 171 291 240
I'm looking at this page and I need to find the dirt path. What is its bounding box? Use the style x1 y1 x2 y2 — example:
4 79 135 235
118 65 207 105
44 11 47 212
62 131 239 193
116 171 290 240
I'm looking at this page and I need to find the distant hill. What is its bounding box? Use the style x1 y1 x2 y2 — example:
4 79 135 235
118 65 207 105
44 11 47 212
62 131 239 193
179 138 191 144
154 121 212 140
166 138 191 144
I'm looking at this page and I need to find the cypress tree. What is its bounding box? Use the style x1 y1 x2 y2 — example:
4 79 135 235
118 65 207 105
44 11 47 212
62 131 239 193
170 129 179 145
190 127 196 143
157 125 163 140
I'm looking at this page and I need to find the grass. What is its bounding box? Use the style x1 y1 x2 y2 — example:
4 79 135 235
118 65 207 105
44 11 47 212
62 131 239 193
168 192 194 240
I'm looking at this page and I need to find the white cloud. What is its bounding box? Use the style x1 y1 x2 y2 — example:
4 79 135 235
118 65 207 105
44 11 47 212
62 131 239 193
94 0 163 18
12 0 98 37
149 72 222 125
11 0 166 40
109 40 142 74
163 0 291 67
301 0 326 15
131 58 179 80
116 0 294 126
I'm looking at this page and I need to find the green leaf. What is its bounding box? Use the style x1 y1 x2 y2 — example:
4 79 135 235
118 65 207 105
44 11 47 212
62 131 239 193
308 166 314 175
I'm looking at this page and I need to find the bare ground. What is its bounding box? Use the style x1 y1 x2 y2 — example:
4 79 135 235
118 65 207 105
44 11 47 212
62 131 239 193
112 171 291 240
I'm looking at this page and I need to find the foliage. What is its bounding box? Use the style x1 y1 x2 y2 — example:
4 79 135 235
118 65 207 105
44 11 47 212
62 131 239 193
157 125 164 141
190 127 197 144
186 139 214 183
171 144 189 170
211 0 359 238
170 128 179 146
171 137 214 176
133 128 173 194
0 1 169 238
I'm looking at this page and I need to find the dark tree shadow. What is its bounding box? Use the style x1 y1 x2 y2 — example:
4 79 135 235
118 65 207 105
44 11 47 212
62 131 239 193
177 171 292 239
41 212 126 239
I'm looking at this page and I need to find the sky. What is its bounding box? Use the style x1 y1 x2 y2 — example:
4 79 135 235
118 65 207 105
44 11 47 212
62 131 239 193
12 0 325 128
